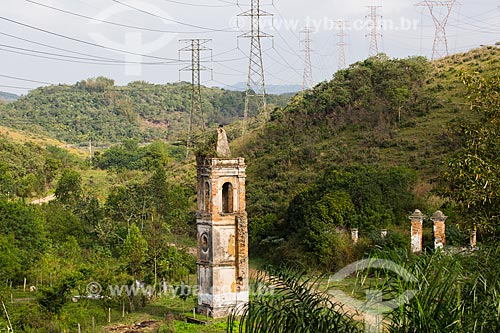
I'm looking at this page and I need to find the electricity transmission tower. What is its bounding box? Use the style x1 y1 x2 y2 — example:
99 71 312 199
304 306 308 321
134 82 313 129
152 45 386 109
335 20 348 70
416 0 455 60
300 27 313 90
179 39 212 158
238 0 273 135
366 5 382 56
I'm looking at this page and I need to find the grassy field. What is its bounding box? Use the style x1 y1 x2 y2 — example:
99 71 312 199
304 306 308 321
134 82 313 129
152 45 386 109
3 286 233 333
0 125 88 158
1 259 273 332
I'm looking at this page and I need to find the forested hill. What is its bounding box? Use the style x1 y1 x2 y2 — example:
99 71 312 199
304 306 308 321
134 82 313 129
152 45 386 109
0 79 289 145
233 46 500 265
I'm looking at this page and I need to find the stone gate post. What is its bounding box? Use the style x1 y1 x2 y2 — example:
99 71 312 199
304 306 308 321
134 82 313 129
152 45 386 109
409 210 424 254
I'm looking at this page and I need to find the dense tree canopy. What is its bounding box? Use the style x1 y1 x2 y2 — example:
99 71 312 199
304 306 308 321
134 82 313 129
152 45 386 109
440 73 500 233
1 47 499 330
0 199 47 281
0 79 290 144
0 135 78 197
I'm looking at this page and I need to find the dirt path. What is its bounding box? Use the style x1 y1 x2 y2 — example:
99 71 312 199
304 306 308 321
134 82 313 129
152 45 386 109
30 194 56 205
104 320 160 333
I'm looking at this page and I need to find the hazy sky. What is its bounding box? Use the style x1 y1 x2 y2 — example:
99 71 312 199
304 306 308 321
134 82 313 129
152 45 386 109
1 0 499 95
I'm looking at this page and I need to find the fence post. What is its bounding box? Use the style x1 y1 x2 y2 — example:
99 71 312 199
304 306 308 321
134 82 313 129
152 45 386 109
380 229 388 239
432 211 447 250
409 209 424 254
470 228 477 249
351 228 359 244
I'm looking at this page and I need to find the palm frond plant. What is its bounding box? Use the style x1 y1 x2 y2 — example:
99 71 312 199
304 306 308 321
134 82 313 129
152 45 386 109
459 246 500 332
359 247 500 333
228 268 363 333
228 246 500 333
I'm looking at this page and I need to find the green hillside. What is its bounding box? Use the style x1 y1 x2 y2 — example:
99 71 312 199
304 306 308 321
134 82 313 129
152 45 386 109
233 46 500 267
0 133 81 198
0 78 289 145
0 46 498 331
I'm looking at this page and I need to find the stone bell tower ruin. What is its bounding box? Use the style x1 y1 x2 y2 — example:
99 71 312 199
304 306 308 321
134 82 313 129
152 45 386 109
195 126 249 318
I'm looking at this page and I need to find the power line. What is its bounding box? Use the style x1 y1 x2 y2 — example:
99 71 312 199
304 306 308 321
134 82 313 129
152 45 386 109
0 47 142 66
25 0 200 34
271 3 303 61
265 49 301 72
238 0 273 135
335 20 348 70
209 47 239 60
0 16 180 61
214 0 240 5
300 27 313 90
205 78 241 88
179 39 212 158
210 55 248 62
366 5 383 56
0 42 185 66
0 31 243 65
0 43 152 63
0 74 53 85
266 69 298 85
111 0 235 33
0 78 247 93
160 0 236 7
0 85 34 90
0 18 247 71
0 31 155 64
416 0 457 59
456 10 500 30
269 47 302 76
264 49 302 84
212 59 247 75
270 44 310 82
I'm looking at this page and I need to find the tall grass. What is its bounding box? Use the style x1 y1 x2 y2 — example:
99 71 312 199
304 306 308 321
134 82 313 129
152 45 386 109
228 268 362 333
229 247 500 333
359 247 500 332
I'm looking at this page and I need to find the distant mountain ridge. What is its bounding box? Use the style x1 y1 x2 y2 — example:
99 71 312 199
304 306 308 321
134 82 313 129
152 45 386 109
0 79 290 145
225 82 302 95
0 91 19 101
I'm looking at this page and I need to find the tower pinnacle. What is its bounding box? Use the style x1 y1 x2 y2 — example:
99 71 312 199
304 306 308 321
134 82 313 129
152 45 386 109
216 126 231 158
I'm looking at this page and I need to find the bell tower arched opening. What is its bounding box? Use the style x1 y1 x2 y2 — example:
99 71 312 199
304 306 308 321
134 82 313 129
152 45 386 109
222 182 233 213
204 181 211 213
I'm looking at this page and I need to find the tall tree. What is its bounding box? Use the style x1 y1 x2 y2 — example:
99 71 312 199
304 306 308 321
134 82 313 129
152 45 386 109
0 200 47 282
0 234 23 282
147 166 169 218
440 73 500 233
55 170 83 207
121 224 148 280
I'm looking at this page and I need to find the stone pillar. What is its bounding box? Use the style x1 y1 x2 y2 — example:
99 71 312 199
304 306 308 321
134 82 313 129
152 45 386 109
432 211 447 250
380 229 388 239
470 228 477 249
409 210 424 254
351 228 359 244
